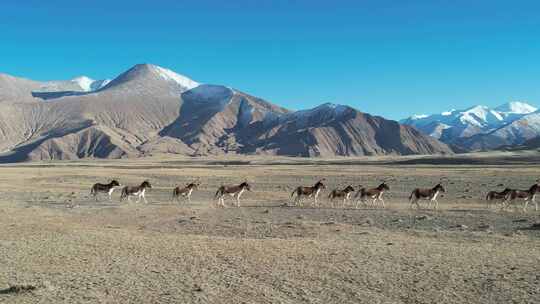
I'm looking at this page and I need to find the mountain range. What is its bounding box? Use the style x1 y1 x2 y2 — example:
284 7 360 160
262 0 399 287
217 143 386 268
0 64 451 162
401 102 540 151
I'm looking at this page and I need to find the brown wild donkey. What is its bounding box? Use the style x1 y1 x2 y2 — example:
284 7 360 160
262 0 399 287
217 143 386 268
328 185 355 208
215 182 251 207
291 179 326 207
501 183 540 212
485 188 513 209
90 180 120 201
355 182 390 208
172 179 200 203
120 181 152 204
409 183 445 210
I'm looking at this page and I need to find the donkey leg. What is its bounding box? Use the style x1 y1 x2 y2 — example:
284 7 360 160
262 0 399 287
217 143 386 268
500 199 510 212
412 198 420 209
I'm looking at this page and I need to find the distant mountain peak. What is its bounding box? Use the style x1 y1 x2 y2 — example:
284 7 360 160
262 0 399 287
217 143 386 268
104 63 199 91
494 101 536 114
33 75 110 94
71 76 95 92
153 65 199 90
401 101 539 148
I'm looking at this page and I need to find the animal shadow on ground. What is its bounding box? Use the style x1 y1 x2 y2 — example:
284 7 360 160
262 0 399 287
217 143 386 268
0 285 37 295
517 223 540 231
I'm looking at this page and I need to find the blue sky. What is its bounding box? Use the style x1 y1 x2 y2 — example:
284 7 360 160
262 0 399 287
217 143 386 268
2 0 540 119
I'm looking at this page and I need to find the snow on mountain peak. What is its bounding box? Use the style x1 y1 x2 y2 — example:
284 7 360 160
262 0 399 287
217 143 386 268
441 110 455 116
495 101 537 114
153 65 199 90
71 76 95 92
401 101 539 144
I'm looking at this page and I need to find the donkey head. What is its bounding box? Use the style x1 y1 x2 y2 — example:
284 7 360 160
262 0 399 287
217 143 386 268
141 180 152 189
241 181 251 191
434 183 446 192
378 182 390 191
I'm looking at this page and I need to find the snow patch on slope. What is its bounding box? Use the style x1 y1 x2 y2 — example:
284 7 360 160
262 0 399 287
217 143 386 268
71 76 94 91
495 101 537 114
154 66 199 90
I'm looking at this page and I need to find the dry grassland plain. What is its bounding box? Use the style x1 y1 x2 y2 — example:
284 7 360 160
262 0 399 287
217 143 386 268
0 154 539 303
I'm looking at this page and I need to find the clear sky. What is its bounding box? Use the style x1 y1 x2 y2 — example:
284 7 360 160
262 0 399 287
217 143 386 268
2 0 539 119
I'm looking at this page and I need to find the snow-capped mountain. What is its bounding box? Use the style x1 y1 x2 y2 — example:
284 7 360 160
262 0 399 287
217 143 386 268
494 101 537 114
102 64 199 93
153 65 199 90
401 102 537 144
455 111 540 151
38 76 111 93
0 63 451 162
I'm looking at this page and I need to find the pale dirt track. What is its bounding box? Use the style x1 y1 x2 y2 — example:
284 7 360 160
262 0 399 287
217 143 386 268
0 156 539 303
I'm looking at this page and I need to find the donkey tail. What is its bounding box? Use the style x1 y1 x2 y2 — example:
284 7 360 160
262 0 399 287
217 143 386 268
409 190 415 201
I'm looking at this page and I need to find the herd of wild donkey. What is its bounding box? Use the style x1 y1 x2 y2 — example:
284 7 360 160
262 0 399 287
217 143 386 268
90 178 540 212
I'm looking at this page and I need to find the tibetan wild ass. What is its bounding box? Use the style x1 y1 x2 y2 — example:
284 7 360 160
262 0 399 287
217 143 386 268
90 180 120 201
485 188 513 209
328 185 355 207
172 180 200 203
409 183 445 210
290 179 326 207
501 183 540 212
355 182 390 208
120 181 152 204
215 182 251 207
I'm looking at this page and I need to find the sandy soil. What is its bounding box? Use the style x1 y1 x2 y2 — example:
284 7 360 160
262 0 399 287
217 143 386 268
0 156 539 303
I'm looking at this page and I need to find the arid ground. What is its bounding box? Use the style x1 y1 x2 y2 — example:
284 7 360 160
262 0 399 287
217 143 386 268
1 154 539 303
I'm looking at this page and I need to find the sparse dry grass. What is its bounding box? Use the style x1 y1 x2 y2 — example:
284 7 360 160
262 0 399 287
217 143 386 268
0 156 539 303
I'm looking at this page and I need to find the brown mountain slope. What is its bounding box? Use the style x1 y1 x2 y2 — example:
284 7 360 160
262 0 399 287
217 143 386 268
245 104 452 156
0 64 452 162
0 73 42 103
